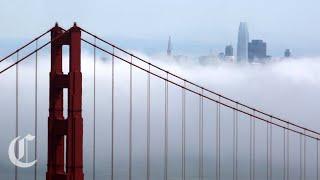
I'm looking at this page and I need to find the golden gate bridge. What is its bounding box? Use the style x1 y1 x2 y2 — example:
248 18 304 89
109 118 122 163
0 23 319 180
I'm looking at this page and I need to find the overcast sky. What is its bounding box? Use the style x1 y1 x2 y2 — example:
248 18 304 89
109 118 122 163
1 0 320 56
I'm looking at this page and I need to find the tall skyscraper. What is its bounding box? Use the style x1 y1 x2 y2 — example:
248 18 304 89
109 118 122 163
237 22 249 62
248 40 267 61
225 45 233 56
167 36 172 56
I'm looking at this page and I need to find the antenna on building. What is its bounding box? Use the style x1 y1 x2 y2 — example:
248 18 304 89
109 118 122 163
167 36 172 56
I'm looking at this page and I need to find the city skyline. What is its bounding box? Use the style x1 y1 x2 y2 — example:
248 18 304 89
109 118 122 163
1 0 320 57
0 22 295 62
0 23 297 59
165 22 293 60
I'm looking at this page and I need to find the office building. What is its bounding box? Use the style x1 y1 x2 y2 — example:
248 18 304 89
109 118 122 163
284 49 291 58
248 40 267 61
225 45 233 56
237 22 249 62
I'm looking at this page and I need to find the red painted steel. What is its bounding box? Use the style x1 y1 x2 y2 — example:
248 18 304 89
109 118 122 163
46 23 84 180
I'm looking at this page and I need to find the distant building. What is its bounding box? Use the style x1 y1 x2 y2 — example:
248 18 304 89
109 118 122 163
225 45 233 56
284 49 291 58
167 36 172 56
199 54 216 65
248 40 268 61
218 52 225 60
237 22 249 62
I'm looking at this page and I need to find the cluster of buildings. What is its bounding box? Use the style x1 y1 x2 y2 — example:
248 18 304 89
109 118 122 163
230 22 291 62
167 22 292 63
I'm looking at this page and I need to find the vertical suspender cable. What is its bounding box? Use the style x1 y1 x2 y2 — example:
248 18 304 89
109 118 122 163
267 117 269 180
111 47 115 180
219 97 221 180
182 81 186 180
286 122 289 180
34 40 38 180
215 99 218 180
270 117 272 180
250 115 252 180
147 63 151 180
199 88 204 180
304 130 306 180
283 127 286 180
93 37 96 180
233 107 235 180
250 114 253 180
164 72 168 180
253 110 256 180
233 103 238 180
15 51 19 180
216 96 221 180
300 133 303 180
317 139 319 180
129 55 133 180
201 89 204 180
199 91 201 179
236 104 238 180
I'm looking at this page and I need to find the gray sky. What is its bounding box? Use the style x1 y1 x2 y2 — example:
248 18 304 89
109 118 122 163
1 0 320 56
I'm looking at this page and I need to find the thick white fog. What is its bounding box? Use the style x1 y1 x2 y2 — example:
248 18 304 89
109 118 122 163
0 52 320 180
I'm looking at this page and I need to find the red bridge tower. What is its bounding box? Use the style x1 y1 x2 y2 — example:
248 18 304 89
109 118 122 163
46 23 84 180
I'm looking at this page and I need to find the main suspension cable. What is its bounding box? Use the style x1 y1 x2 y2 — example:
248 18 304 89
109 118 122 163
79 28 320 140
0 29 50 63
0 28 72 75
80 39 319 141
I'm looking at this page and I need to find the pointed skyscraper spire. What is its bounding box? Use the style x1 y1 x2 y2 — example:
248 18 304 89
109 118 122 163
167 36 172 56
237 22 249 62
